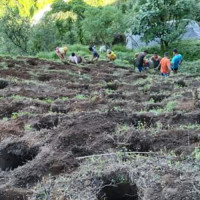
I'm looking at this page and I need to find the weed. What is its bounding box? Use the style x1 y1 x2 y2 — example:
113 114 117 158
41 98 54 104
165 101 176 112
60 97 69 101
181 124 200 130
149 98 155 103
137 120 146 130
105 89 114 95
113 106 121 112
75 94 87 100
25 124 32 131
192 148 200 161
12 112 18 120
11 95 24 100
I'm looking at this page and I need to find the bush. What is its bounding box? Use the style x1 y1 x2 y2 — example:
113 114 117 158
36 51 58 60
112 44 132 52
180 60 200 74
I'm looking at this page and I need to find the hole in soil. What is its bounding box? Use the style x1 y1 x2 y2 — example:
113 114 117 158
106 83 118 90
175 80 187 87
32 116 59 131
131 114 154 129
0 80 8 89
38 74 51 82
0 144 39 171
128 138 150 152
98 182 138 200
149 94 169 103
26 59 38 66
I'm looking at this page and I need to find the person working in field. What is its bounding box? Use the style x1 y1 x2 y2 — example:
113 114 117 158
171 48 183 74
69 53 83 64
135 50 148 72
106 49 117 61
160 52 171 76
89 46 100 62
55 46 68 60
151 52 162 70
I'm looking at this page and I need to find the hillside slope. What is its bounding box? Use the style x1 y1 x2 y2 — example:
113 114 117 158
0 57 200 199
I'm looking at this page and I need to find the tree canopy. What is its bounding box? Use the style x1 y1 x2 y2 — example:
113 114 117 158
0 0 199 55
128 0 197 50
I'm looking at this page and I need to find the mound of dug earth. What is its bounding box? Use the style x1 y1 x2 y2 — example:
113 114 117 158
0 57 200 199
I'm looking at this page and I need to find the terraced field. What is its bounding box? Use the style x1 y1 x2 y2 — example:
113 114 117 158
0 57 200 200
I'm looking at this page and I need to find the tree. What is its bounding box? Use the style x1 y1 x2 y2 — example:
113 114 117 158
82 6 125 46
0 7 31 54
49 0 90 44
129 0 196 50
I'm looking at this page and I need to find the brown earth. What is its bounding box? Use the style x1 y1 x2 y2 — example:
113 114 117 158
0 57 200 199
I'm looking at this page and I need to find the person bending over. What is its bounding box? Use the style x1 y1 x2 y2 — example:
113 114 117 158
89 46 100 62
55 46 68 60
106 49 117 61
151 52 162 70
135 50 148 72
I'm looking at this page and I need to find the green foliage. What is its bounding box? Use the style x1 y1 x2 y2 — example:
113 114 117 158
165 101 176 112
75 94 87 99
25 124 32 131
0 7 31 54
82 6 125 46
182 124 200 130
0 0 57 17
36 51 58 60
129 0 197 50
192 148 200 161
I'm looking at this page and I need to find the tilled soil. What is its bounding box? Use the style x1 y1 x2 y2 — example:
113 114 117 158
0 57 200 199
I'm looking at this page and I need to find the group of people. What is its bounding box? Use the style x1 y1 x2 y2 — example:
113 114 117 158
135 49 183 76
55 45 117 64
55 45 182 76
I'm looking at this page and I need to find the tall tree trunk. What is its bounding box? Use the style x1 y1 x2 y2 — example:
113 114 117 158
160 40 168 52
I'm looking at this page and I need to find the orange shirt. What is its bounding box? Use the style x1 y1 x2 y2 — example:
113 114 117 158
160 57 171 74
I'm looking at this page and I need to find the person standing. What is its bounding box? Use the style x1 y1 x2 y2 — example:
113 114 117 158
135 50 148 72
160 52 171 76
171 49 183 74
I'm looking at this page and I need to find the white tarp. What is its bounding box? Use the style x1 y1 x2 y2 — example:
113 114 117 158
126 20 200 49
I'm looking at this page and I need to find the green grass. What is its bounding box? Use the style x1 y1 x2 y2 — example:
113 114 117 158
180 60 200 74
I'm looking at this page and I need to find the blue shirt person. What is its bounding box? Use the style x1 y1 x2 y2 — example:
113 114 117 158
171 49 183 74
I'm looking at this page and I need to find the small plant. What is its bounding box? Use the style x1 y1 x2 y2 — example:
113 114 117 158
165 101 176 112
105 89 114 95
2 117 8 122
12 95 24 100
12 112 18 120
60 97 69 101
25 124 32 131
137 120 146 130
42 98 54 104
75 94 87 100
181 124 200 130
192 148 200 161
149 98 155 103
113 106 121 112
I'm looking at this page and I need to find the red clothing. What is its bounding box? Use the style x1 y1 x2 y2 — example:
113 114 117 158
160 57 171 74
